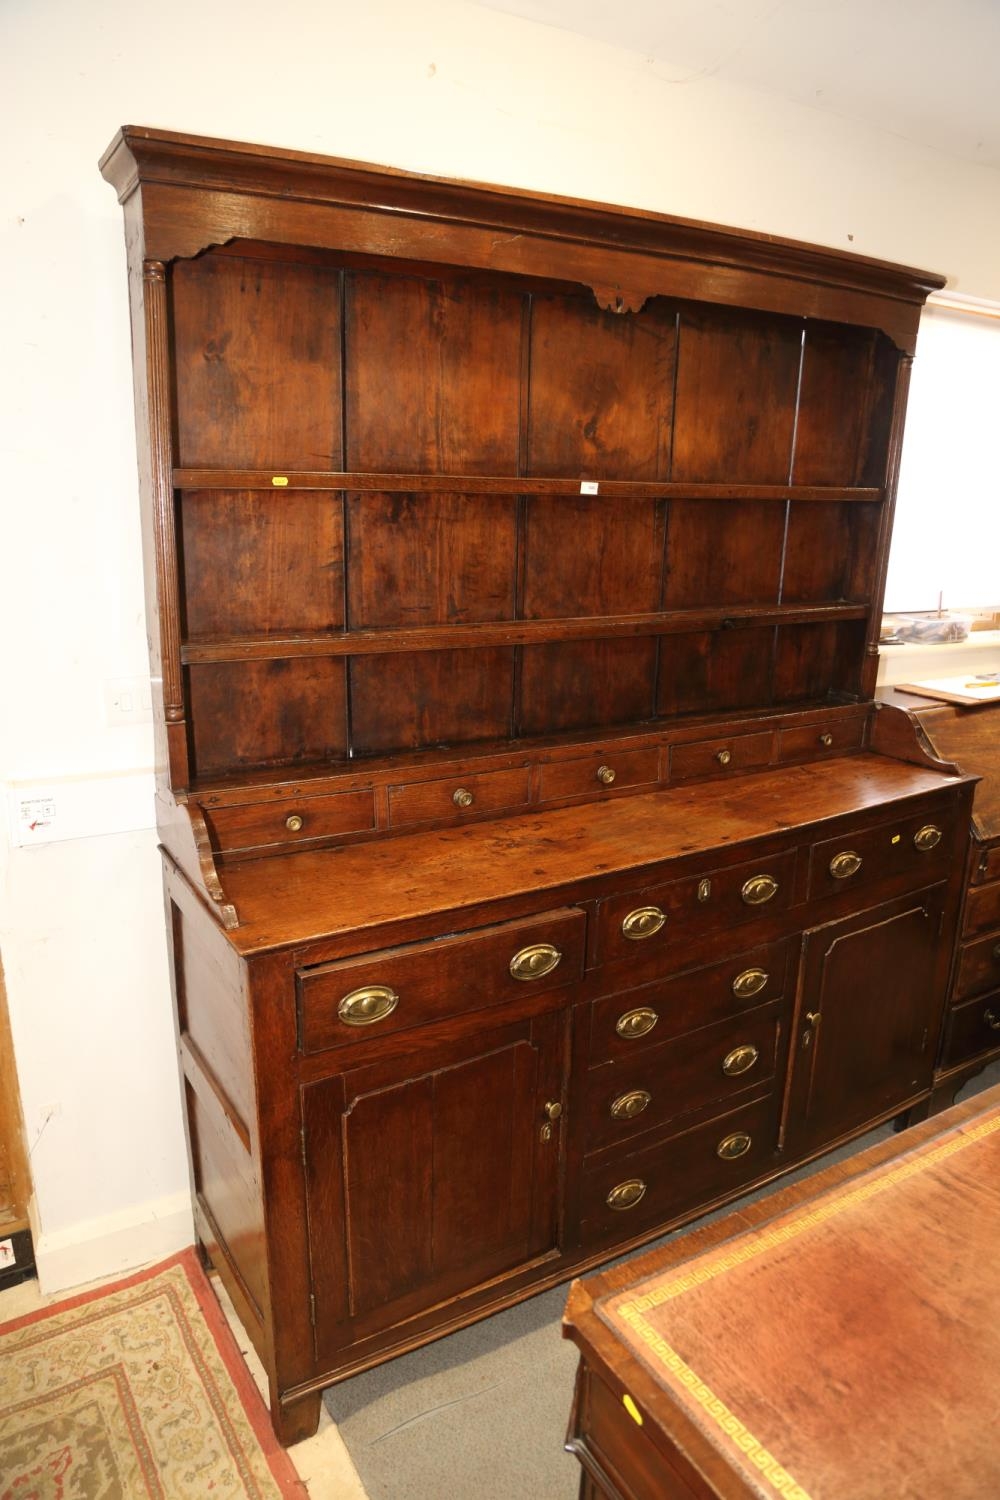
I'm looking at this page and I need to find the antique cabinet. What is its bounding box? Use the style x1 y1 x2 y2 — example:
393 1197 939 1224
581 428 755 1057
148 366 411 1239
101 127 974 1443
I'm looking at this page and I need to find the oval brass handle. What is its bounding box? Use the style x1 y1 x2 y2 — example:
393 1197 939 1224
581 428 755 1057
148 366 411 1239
731 967 769 999
597 764 616 786
741 874 778 906
715 748 732 767
984 1007 1000 1030
606 1178 647 1210
509 943 562 981
722 1044 760 1077
819 732 834 748
615 1007 658 1040
610 1089 652 1120
453 787 474 809
338 985 399 1027
913 824 942 851
621 906 666 940
829 850 862 880
285 813 304 833
716 1132 752 1161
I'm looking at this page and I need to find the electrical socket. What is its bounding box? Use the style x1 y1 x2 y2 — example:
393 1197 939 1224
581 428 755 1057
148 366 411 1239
105 675 153 727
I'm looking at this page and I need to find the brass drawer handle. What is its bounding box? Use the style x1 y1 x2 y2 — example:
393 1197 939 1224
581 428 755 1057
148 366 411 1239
338 985 399 1027
597 764 616 786
984 1007 1000 1031
622 905 666 940
722 1044 759 1077
732 967 769 999
992 944 1000 964
717 1132 752 1161
819 732 834 748
914 824 942 851
616 1007 658 1040
453 787 474 809
607 1178 647 1210
715 748 732 767
509 943 562 981
285 813 304 832
610 1089 652 1120
741 874 778 906
829 850 862 879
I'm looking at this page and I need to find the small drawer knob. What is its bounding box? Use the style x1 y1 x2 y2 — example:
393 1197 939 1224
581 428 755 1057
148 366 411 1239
819 732 834 748
285 813 304 833
453 787 474 809
715 748 732 766
543 1100 563 1121
913 824 942 851
606 1178 647 1211
984 1007 1000 1031
597 764 616 786
722 1044 760 1077
509 943 562 981
992 944 1000 964
338 985 399 1027
716 1131 752 1161
615 1007 658 1040
741 874 778 906
829 850 862 880
621 905 667 941
732 967 769 1000
610 1089 652 1120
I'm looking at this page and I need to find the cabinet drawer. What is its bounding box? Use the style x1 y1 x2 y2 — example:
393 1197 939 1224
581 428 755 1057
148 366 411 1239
669 732 772 782
589 940 790 1065
953 931 1000 1002
963 882 1000 938
597 851 795 971
776 718 866 762
203 789 375 852
939 992 1000 1070
539 748 660 802
972 845 1000 885
580 1097 777 1242
297 907 586 1056
581 1006 781 1153
388 767 530 827
807 806 957 902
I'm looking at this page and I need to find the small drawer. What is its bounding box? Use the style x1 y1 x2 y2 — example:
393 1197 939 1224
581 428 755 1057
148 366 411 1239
669 732 772 781
597 851 795 972
808 807 957 902
953 931 1000 1002
579 1096 777 1241
297 906 586 1056
203 788 375 852
939 992 1000 1070
539 748 660 802
589 940 790 1065
972 845 1000 886
776 718 866 762
963 882 1000 938
388 767 530 827
581 1005 781 1152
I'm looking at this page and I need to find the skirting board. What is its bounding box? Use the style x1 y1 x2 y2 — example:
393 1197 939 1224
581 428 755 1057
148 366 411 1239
33 1190 194 1295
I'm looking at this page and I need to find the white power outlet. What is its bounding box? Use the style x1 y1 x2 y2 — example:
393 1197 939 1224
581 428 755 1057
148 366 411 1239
105 675 153 727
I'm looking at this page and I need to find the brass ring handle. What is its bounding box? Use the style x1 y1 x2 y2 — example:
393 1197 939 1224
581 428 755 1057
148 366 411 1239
716 1132 752 1160
610 1089 652 1120
731 967 769 999
715 748 732 766
621 905 667 940
453 787 474 809
606 1178 647 1210
741 874 778 906
722 1044 759 1077
338 985 399 1027
984 1007 1000 1030
597 764 616 786
829 850 862 879
615 1007 658 1040
913 824 942 851
819 732 834 747
509 943 562 981
285 813 304 833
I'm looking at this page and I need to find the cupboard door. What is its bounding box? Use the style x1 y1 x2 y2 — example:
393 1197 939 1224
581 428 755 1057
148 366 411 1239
790 888 947 1151
302 1012 567 1357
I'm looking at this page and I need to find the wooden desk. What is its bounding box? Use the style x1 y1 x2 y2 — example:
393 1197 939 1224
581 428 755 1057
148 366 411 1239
563 1083 1000 1500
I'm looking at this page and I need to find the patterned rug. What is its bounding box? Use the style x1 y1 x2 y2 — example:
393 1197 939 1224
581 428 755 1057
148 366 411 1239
0 1248 306 1499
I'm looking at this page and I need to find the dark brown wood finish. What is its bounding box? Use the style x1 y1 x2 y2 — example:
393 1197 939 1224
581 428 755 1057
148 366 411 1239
103 128 963 1444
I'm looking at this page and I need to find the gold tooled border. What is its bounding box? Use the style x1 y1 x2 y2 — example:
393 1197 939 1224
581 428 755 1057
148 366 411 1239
603 1111 1000 1500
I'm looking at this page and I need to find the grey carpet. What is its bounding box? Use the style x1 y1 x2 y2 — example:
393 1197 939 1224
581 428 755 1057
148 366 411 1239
326 1062 1000 1500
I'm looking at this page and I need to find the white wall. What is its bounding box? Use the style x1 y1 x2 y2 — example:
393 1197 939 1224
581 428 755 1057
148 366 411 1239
3 0 999 1291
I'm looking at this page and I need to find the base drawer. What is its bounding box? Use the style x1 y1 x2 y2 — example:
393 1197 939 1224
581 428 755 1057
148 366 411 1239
939 992 1000 1070
954 930 1000 1001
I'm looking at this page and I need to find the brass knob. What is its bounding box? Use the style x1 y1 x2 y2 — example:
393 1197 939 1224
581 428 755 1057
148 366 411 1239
338 985 399 1027
722 1044 759 1077
829 850 862 879
984 1007 1000 1031
606 1179 647 1210
610 1089 652 1120
992 944 1000 964
285 813 304 833
717 1132 752 1160
615 1007 658 1040
453 787 474 809
544 1100 563 1121
715 748 732 767
819 732 833 748
509 943 562 981
597 764 616 786
741 874 778 905
621 906 666 940
913 824 942 851
732 967 769 1000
